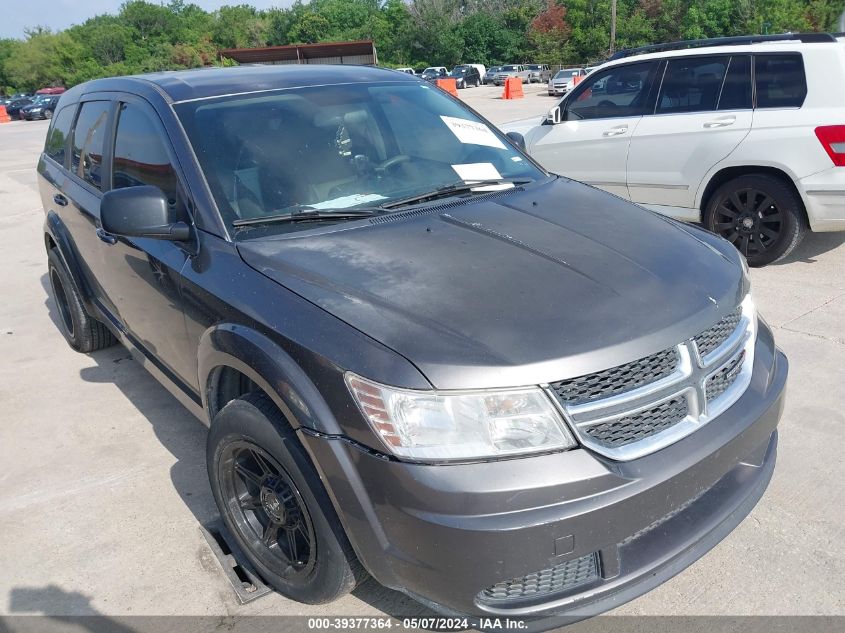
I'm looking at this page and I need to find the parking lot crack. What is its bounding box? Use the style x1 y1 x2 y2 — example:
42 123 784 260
778 290 845 329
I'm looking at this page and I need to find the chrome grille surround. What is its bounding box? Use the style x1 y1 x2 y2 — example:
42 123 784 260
547 296 756 461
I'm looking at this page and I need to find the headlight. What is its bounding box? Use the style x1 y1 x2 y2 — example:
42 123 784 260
346 374 577 462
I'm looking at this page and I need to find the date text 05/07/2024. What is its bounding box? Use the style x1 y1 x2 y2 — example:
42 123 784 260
306 617 529 630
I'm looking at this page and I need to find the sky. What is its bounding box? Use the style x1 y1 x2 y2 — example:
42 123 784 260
2 0 297 39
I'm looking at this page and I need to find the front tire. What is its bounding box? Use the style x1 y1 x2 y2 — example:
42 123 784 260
47 248 117 352
704 174 807 267
45 109 53 120
207 393 365 604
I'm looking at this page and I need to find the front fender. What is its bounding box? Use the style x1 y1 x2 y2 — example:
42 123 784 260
198 323 343 434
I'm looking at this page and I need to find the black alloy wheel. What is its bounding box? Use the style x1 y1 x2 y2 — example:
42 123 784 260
704 174 806 267
49 265 75 338
207 393 365 603
46 247 116 352
219 441 317 578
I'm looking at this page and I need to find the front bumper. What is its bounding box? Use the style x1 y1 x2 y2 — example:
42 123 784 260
301 323 786 618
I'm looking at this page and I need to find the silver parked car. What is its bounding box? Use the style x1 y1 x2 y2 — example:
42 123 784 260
526 63 552 83
483 66 502 85
548 67 588 96
493 64 531 86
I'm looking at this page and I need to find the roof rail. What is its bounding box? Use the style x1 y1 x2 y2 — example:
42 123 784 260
609 32 837 61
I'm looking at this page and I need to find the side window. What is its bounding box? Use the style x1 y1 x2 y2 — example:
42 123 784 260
656 56 729 114
718 56 752 110
567 61 655 120
44 105 75 166
112 102 182 211
755 54 806 108
71 101 111 190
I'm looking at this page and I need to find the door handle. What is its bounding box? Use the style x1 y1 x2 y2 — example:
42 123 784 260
703 116 736 129
602 126 628 137
53 193 68 207
96 227 117 245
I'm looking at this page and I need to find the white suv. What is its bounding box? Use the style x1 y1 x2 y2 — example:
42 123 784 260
502 33 845 266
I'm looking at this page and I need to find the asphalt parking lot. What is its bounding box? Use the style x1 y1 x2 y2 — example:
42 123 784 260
1 82 844 625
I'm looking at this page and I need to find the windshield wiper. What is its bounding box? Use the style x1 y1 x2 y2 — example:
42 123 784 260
232 207 383 228
381 180 531 210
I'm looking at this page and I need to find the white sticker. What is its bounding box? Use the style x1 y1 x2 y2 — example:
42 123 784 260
451 163 503 181
440 115 506 149
312 193 387 209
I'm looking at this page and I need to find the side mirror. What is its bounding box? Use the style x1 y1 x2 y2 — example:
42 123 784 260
546 105 563 125
101 185 190 241
505 131 526 152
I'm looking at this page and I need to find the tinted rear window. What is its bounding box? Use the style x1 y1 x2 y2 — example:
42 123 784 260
755 54 806 108
718 56 752 110
656 56 729 114
44 105 75 166
71 101 111 190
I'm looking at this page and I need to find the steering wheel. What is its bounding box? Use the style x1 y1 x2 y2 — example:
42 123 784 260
375 154 411 175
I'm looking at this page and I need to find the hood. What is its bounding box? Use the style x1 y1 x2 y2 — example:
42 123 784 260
238 178 745 390
500 116 545 138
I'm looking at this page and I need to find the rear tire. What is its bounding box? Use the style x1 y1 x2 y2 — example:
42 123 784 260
47 248 117 352
703 174 807 267
207 393 366 604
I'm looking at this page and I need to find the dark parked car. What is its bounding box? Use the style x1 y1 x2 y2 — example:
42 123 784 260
5 98 33 120
21 95 59 120
38 65 785 622
449 65 482 88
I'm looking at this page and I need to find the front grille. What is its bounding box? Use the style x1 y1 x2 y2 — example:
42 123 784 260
551 347 678 405
706 351 746 401
694 308 742 358
583 397 689 448
478 552 599 604
549 304 751 460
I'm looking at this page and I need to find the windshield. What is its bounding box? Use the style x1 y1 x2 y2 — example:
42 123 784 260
526 65 542 70
555 69 581 79
451 67 468 75
501 65 519 72
175 82 544 237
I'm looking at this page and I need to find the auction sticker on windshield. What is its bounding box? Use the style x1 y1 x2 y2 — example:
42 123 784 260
451 162 502 181
440 115 506 149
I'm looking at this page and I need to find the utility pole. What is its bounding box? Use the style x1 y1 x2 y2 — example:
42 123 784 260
610 0 617 55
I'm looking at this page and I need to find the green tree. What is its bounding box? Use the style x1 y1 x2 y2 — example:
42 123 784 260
529 0 572 65
212 4 268 49
0 39 23 93
289 12 332 44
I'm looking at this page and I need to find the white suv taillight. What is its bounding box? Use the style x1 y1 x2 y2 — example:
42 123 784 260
815 126 845 166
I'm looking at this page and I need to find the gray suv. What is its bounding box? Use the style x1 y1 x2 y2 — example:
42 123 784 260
38 64 785 622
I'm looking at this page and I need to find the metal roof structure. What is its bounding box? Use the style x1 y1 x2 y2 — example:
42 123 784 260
219 40 377 66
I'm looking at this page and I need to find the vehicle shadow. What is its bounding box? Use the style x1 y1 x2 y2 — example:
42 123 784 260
7 584 138 632
772 230 845 265
40 274 430 619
